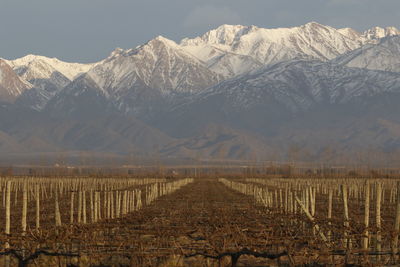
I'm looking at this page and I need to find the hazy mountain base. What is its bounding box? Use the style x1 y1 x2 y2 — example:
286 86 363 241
1 92 400 166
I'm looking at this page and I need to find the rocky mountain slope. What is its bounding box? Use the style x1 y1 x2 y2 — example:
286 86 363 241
0 59 32 103
158 60 400 137
333 35 400 73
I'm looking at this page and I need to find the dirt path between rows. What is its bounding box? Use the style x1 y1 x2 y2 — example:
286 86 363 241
80 179 298 266
20 179 329 266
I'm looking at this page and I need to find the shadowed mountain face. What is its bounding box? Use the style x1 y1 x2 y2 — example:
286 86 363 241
157 60 400 137
0 60 32 103
333 36 400 73
2 23 400 164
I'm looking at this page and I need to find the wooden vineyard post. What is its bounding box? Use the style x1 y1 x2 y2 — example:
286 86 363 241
2 185 5 208
70 191 75 224
90 190 94 223
310 187 316 236
5 180 11 235
136 190 141 210
36 184 40 229
55 187 62 227
78 190 82 223
116 191 120 218
393 181 400 262
310 187 316 218
376 182 382 262
111 191 114 219
284 186 288 214
328 189 333 242
295 195 329 244
103 191 107 219
107 191 111 219
363 181 370 250
105 191 109 219
98 191 102 220
14 186 18 207
22 181 28 234
83 191 87 224
122 190 127 215
342 184 351 250
94 192 98 222
5 181 11 267
305 189 310 215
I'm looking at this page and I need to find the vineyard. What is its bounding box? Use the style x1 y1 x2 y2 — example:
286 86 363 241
0 176 399 266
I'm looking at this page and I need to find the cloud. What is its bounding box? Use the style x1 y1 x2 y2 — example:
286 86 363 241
183 5 245 32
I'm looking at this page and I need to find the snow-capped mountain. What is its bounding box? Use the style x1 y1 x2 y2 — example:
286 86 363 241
1 22 400 162
7 22 400 112
333 35 400 73
60 36 222 119
88 36 221 94
6 55 95 82
0 59 32 103
179 22 400 77
4 55 97 110
363 26 400 40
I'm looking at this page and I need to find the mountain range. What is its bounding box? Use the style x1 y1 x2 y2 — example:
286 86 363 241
1 22 400 165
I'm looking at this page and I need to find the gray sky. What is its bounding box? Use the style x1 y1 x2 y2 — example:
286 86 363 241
1 0 399 63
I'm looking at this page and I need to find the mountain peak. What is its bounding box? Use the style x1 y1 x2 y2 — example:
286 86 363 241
303 21 324 28
214 24 256 32
180 24 258 47
364 26 400 40
337 27 362 38
6 54 96 81
299 21 340 33
11 54 58 63
150 35 178 47
108 47 125 59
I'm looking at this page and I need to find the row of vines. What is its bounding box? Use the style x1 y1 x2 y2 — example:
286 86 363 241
0 177 193 266
219 177 400 265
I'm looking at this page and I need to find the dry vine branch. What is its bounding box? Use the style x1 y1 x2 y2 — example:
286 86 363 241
0 249 79 267
185 248 288 267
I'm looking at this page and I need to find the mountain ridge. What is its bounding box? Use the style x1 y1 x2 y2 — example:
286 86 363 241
1 22 400 163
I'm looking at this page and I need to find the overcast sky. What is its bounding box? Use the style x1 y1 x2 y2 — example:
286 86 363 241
1 0 399 62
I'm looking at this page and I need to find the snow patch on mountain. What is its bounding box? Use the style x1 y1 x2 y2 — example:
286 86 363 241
196 60 400 112
3 55 99 110
333 36 400 73
363 27 400 40
6 55 96 81
180 22 400 77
